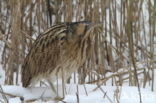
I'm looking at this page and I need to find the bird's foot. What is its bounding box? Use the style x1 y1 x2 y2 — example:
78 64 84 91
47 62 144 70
54 96 64 101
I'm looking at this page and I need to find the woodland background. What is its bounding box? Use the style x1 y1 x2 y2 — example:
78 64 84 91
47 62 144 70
0 0 156 92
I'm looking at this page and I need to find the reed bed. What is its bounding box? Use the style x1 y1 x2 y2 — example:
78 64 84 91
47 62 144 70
0 0 155 93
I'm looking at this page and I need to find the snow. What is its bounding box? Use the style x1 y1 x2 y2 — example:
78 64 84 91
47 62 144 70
0 66 5 85
0 84 156 103
9 97 21 103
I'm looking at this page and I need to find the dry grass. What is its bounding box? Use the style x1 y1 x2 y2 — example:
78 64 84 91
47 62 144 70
0 0 156 102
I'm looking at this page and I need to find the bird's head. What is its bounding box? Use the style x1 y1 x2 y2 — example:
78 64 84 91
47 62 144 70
66 21 102 42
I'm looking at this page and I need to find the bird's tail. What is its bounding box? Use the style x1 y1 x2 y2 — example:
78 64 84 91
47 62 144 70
22 61 32 87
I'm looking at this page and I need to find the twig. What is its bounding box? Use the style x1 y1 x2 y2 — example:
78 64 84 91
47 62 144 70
76 85 80 103
98 86 113 103
76 93 80 103
83 84 88 96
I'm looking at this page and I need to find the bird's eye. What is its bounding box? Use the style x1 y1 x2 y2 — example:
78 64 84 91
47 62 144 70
75 24 86 36
60 37 66 40
79 35 83 39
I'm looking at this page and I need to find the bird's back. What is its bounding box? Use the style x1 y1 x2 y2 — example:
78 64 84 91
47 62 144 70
22 23 68 87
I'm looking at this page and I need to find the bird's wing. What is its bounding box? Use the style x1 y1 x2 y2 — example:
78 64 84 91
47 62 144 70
22 24 68 87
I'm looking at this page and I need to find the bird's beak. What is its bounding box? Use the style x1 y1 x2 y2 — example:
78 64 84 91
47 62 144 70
86 22 103 31
82 22 102 41
85 22 103 33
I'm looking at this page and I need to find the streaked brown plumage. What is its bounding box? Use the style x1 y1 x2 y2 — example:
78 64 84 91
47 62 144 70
22 21 100 87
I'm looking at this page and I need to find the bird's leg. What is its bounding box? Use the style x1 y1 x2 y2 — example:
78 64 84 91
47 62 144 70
48 80 57 94
47 79 64 101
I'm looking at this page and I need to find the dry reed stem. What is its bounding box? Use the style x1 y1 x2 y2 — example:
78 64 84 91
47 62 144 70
0 2 155 103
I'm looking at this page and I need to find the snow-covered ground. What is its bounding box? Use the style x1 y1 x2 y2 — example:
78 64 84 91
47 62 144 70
0 65 5 85
0 84 156 103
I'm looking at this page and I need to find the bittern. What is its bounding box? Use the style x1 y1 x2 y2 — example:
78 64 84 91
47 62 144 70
22 21 101 95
